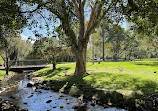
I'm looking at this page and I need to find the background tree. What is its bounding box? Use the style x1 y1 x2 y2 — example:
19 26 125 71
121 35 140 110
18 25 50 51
26 37 75 70
0 0 27 74
42 46 62 70
99 19 114 61
107 25 128 60
20 0 125 75
0 27 31 75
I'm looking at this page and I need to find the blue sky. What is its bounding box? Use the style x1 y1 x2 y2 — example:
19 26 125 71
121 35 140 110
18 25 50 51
20 2 127 41
21 21 127 41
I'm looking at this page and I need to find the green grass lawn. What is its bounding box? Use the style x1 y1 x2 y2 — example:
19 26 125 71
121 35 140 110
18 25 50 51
0 70 13 80
34 60 158 97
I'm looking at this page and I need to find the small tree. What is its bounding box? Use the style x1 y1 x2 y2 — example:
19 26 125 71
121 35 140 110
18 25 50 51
0 27 31 75
43 46 62 70
0 28 19 75
0 0 27 75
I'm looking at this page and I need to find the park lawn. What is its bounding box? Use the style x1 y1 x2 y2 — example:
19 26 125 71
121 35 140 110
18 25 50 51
0 70 13 80
34 60 158 97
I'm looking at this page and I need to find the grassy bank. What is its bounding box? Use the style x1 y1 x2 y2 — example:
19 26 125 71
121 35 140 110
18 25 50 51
36 60 158 95
0 70 13 80
33 60 158 110
34 60 158 96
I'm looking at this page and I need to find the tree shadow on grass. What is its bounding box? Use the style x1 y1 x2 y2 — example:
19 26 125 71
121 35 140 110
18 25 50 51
133 80 158 96
35 67 70 78
49 71 158 110
86 72 158 96
134 62 158 67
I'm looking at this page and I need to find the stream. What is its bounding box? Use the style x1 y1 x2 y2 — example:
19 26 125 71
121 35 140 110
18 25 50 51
0 72 127 111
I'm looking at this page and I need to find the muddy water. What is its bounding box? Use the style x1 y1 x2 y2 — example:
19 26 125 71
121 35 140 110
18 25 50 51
0 73 127 111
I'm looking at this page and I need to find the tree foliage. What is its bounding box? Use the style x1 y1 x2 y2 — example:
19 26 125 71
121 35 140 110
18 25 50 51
20 0 126 75
88 25 158 61
18 0 158 75
0 0 26 32
0 27 31 75
122 0 158 37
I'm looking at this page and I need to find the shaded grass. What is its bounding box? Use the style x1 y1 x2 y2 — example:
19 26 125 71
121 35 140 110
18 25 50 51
35 66 72 80
47 73 130 109
34 60 158 97
135 61 158 67
0 70 13 80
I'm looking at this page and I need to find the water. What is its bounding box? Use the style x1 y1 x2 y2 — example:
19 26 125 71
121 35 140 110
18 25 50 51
0 73 31 93
0 73 127 111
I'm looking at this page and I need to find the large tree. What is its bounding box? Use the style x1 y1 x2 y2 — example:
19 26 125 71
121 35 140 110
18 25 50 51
21 0 124 75
21 0 158 75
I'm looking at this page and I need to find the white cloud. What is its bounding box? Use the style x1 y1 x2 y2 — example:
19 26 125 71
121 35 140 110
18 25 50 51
21 34 28 40
20 34 35 44
30 41 35 44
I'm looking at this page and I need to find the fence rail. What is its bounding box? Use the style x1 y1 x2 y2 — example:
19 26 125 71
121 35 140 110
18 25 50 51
10 59 48 66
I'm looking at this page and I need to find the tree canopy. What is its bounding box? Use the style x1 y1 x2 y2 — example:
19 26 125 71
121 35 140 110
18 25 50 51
7 0 158 75
0 0 26 29
122 0 158 37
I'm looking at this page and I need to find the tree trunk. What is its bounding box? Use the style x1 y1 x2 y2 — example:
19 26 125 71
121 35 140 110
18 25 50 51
92 37 94 64
5 48 9 75
102 30 105 61
113 54 118 60
73 46 87 75
52 59 56 70
53 63 56 70
103 37 105 61
6 57 9 75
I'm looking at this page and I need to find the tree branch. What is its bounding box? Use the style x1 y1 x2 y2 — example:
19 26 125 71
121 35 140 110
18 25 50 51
90 0 94 9
20 4 41 13
36 11 49 31
9 57 17 67
0 51 6 63
72 0 79 9
82 0 86 6
78 0 85 47
61 20 78 47
85 2 101 36
84 2 114 43
128 0 139 11
58 1 78 48
20 1 52 14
